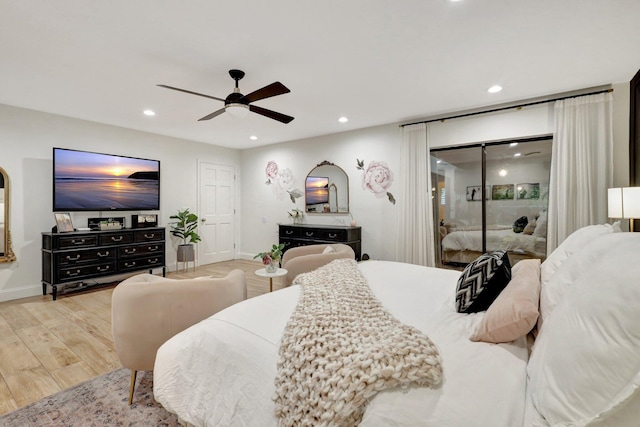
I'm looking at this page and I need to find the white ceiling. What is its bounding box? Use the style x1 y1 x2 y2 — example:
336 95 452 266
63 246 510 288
1 1 639 150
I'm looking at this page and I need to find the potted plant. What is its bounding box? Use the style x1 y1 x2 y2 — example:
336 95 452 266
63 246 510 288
254 243 285 273
169 208 202 263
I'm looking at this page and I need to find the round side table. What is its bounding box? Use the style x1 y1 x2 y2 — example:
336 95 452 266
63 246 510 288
255 268 288 292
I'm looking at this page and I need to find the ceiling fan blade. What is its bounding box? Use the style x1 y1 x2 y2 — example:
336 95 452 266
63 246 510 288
242 82 290 103
157 84 225 102
249 105 294 124
198 108 226 121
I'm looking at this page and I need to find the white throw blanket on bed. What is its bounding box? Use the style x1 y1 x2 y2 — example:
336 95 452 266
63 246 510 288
273 259 443 427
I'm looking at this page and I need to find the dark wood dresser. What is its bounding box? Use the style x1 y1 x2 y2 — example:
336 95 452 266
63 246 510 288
278 224 362 261
42 227 166 300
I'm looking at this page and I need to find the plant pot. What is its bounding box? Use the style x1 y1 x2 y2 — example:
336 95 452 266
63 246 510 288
265 261 278 273
177 244 195 262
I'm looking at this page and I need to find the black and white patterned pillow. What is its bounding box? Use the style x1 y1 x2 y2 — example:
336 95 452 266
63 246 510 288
455 251 512 313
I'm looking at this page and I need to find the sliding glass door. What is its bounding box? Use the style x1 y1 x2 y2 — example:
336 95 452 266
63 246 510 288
432 137 552 269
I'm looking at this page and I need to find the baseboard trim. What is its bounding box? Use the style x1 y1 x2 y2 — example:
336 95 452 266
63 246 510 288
236 252 256 261
0 284 42 302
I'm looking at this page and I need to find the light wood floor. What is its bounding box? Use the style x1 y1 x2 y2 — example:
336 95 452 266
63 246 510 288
0 259 278 416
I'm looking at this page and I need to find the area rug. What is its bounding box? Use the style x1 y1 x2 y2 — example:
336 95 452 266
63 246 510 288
0 368 180 426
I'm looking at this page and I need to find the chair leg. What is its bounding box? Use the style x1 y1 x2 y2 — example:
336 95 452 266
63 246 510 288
128 370 138 405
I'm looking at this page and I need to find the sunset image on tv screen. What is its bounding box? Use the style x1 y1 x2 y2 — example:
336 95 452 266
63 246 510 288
53 149 160 211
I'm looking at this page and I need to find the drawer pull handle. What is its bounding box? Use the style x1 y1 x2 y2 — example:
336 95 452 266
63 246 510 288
148 246 159 251
125 262 136 267
286 230 293 235
144 233 155 239
96 266 110 272
71 239 85 245
125 248 137 254
111 236 124 242
97 251 110 257
305 232 314 237
66 254 81 261
66 269 81 277
148 258 158 263
329 233 337 238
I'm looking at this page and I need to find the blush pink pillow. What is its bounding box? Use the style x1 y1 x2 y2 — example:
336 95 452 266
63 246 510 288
470 259 541 343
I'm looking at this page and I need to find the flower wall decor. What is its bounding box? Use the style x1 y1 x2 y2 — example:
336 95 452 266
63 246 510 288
264 160 303 203
357 159 396 205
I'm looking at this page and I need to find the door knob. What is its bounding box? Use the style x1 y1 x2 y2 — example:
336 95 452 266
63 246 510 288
201 218 207 222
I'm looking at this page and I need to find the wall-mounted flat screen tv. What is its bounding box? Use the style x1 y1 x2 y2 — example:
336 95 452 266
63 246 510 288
305 176 329 205
53 147 160 211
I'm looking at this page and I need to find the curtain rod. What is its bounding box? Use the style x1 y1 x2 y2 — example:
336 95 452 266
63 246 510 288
399 88 614 128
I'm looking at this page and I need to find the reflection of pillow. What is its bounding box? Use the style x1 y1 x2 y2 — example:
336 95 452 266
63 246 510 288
532 213 547 236
528 233 640 426
322 245 335 254
523 220 536 235
470 259 540 343
455 251 512 313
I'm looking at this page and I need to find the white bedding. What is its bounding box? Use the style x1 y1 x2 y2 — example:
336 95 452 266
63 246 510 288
442 228 546 256
154 261 529 427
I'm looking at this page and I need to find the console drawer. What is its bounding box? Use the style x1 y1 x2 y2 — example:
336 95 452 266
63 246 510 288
99 232 134 246
58 235 98 249
118 243 164 258
318 229 348 241
119 256 164 271
57 262 117 283
134 229 164 242
279 226 299 238
56 248 115 267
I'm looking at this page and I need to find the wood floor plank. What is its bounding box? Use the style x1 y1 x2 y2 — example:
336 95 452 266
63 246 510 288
0 376 18 415
0 329 42 377
0 304 41 331
49 361 100 390
21 300 68 329
49 322 120 375
15 325 81 372
4 366 61 408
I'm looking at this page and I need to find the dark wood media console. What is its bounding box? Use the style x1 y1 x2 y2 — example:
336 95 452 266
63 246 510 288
42 227 166 300
279 223 362 261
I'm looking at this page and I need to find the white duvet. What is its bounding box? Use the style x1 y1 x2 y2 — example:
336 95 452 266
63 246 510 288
154 261 529 427
442 228 546 256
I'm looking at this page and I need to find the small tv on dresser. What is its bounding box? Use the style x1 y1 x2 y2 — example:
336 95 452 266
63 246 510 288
53 147 160 212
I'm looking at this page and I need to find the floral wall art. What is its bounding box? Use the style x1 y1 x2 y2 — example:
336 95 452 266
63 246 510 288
357 159 396 204
264 160 303 203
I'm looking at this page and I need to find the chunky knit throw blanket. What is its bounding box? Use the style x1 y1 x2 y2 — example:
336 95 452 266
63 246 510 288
273 259 443 427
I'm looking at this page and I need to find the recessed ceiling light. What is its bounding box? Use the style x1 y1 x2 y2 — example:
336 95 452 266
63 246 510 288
338 116 348 123
499 169 508 177
509 142 518 147
249 135 258 140
514 153 522 157
143 109 155 116
487 85 502 93
436 160 442 164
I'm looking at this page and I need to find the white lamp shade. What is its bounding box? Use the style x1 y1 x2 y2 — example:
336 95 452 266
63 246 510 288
622 187 640 218
608 187 623 218
225 103 250 119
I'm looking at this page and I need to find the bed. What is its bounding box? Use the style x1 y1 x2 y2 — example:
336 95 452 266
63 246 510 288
154 223 640 427
441 227 547 265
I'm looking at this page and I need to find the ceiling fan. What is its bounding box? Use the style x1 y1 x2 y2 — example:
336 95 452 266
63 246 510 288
158 69 294 124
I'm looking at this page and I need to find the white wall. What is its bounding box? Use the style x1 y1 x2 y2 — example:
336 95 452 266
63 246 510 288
239 124 401 262
0 104 240 301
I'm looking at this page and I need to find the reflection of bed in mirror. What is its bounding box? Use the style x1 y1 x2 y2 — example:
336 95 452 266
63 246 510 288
0 223 4 253
441 226 547 265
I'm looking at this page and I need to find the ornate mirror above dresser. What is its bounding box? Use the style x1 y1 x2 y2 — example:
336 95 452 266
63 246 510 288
305 161 349 213
0 167 16 262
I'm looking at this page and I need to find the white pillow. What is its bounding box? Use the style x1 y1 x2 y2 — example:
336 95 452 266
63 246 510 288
322 245 335 254
538 223 620 329
532 212 547 237
528 232 640 426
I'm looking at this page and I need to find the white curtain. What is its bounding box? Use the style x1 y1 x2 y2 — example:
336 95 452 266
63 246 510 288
547 92 613 253
396 123 436 266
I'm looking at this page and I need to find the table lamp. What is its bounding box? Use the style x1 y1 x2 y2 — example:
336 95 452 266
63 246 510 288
608 187 640 231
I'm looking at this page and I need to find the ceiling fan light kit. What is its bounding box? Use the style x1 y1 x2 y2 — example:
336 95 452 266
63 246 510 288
158 69 294 124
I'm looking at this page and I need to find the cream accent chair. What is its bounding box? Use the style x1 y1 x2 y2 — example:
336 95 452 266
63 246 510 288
111 270 246 404
281 244 356 287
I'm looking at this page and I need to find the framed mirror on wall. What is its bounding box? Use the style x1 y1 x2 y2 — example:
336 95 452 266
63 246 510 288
0 167 16 262
630 69 640 230
305 161 349 213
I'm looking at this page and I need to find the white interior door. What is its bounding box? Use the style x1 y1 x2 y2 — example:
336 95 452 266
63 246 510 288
198 162 235 265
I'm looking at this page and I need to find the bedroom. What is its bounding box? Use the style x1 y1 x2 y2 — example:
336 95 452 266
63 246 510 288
1 0 640 425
